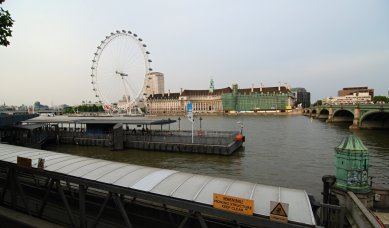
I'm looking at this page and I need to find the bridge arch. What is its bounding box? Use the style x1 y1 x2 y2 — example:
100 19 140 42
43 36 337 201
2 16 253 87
332 109 354 123
319 109 329 114
360 110 389 129
317 108 329 119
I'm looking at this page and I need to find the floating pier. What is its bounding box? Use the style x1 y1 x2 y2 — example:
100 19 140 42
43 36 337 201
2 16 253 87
18 116 244 155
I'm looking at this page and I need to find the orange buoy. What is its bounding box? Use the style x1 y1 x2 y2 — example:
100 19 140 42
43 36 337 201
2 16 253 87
235 134 243 141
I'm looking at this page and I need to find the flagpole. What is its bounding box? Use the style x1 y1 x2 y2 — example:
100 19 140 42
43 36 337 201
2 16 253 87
187 102 194 144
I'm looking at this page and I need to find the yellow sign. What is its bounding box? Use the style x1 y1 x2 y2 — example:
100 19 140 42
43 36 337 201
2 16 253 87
213 193 254 216
37 158 45 170
17 156 32 168
270 201 289 223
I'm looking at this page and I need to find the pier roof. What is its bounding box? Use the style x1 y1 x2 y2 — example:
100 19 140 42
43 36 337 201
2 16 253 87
0 143 316 226
22 116 176 125
335 135 368 152
13 123 46 130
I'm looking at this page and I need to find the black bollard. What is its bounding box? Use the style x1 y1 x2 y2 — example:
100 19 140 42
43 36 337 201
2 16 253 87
322 175 336 204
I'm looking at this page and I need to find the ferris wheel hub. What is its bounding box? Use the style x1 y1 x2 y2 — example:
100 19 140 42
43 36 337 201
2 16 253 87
115 71 128 77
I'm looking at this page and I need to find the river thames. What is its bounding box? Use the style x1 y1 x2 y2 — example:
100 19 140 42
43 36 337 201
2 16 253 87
45 115 389 201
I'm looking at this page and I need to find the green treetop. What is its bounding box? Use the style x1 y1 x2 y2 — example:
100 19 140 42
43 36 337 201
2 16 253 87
0 0 14 47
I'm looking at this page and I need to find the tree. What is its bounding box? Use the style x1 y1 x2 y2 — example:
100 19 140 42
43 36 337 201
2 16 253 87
312 100 322 107
64 107 74 113
98 105 104 112
91 104 98 112
372 96 389 103
0 0 14 47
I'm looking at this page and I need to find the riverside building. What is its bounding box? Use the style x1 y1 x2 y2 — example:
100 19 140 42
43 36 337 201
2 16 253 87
338 86 374 97
145 91 181 114
322 92 372 105
179 87 232 113
145 79 231 114
145 82 295 114
144 72 165 96
222 84 295 113
291 87 311 108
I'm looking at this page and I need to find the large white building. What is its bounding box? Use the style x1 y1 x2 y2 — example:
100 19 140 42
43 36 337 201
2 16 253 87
144 72 164 97
117 95 131 110
145 88 231 115
323 92 372 105
145 79 230 115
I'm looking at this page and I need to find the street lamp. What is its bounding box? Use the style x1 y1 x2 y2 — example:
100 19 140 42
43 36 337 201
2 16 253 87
199 117 203 129
237 121 243 135
168 118 171 131
178 117 181 131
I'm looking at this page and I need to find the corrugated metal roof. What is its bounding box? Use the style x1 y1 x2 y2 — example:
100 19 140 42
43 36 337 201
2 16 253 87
0 143 315 226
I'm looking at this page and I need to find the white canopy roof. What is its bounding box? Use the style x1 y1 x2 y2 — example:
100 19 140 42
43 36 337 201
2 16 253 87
0 143 315 226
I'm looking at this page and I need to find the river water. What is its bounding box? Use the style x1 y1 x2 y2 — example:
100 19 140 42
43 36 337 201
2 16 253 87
45 115 389 201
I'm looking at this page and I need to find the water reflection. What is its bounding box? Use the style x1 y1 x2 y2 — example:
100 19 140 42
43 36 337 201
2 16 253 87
352 129 389 186
45 144 246 180
45 115 389 201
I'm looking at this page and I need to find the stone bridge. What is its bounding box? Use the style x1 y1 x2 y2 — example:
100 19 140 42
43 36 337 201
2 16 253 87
303 104 389 129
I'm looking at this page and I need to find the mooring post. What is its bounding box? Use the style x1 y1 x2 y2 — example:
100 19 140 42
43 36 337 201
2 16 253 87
191 119 194 144
79 184 87 228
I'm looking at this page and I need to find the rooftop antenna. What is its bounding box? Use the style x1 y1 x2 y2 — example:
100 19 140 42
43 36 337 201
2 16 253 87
209 78 215 93
284 82 290 90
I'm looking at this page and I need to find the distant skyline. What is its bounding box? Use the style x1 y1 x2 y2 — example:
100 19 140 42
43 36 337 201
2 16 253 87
1 0 388 106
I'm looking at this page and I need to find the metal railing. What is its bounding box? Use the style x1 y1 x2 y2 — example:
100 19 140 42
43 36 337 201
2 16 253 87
125 130 239 145
316 203 345 228
0 161 314 228
371 175 389 188
14 132 50 146
59 131 111 140
58 129 239 146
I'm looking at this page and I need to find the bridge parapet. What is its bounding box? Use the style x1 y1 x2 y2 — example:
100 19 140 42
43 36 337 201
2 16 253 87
316 103 389 109
305 104 389 129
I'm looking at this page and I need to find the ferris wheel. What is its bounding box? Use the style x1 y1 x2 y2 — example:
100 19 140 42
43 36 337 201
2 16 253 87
90 30 152 113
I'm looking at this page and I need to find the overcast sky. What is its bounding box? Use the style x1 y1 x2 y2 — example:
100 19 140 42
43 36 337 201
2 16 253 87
1 0 388 106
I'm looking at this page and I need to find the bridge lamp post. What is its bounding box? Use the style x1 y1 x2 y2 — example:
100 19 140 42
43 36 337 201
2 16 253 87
237 121 243 135
178 117 181 131
356 93 360 107
199 117 203 129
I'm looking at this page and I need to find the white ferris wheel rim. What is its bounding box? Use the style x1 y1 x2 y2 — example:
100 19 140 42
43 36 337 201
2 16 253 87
90 30 151 108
